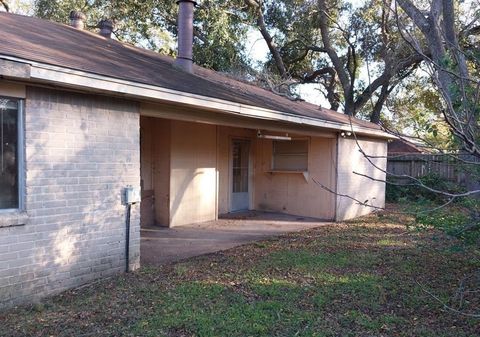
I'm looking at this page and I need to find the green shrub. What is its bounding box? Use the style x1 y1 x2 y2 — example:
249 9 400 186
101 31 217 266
399 197 480 245
414 207 479 244
387 173 480 244
386 173 466 203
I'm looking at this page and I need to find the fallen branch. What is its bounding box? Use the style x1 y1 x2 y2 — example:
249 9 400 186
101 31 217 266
415 279 480 318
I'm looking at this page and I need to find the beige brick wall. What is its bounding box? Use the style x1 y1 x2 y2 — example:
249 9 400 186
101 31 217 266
336 136 387 220
0 87 141 308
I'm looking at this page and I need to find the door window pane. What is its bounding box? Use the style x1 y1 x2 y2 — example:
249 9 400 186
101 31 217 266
232 140 249 193
0 98 19 209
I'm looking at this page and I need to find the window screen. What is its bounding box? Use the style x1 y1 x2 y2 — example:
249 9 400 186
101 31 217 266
0 98 19 209
272 139 308 171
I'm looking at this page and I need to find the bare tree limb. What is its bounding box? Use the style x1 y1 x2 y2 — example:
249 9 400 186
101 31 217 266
245 0 288 79
416 280 480 318
0 0 9 12
318 0 353 114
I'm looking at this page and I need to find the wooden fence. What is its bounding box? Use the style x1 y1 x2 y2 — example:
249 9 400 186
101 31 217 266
387 153 480 185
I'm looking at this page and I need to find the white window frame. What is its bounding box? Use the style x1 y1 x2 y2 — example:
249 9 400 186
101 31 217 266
0 97 24 213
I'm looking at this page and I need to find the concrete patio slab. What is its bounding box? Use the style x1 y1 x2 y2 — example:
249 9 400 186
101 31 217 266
141 211 330 266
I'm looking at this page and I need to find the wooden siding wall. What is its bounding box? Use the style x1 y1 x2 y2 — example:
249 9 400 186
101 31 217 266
140 117 170 227
169 121 217 227
254 136 337 220
140 115 339 225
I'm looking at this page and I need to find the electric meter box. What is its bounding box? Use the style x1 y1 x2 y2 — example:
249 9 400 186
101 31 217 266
124 186 141 204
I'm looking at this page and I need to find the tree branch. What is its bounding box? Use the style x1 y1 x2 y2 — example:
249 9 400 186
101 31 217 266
1 0 9 12
318 0 352 114
246 0 288 79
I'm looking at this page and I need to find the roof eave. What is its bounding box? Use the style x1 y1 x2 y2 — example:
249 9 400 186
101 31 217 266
0 56 395 139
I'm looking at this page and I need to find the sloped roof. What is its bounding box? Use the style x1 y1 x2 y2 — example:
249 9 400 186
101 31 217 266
388 139 424 154
0 12 381 132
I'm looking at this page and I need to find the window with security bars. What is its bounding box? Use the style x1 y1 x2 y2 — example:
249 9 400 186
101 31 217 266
272 139 308 171
0 98 20 209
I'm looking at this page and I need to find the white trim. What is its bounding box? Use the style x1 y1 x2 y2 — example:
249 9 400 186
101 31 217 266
0 210 28 228
17 99 25 211
229 137 252 212
0 55 395 139
141 103 337 138
0 97 25 213
0 81 26 98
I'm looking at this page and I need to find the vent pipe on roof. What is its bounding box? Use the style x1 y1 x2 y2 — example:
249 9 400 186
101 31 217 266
98 19 114 38
175 0 197 73
69 10 86 30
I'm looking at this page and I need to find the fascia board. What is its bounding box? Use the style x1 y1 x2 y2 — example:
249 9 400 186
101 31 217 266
0 55 395 139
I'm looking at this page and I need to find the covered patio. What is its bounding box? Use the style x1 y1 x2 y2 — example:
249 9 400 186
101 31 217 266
140 211 329 266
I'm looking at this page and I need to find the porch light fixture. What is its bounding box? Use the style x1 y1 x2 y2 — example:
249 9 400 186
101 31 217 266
257 130 291 141
340 131 352 138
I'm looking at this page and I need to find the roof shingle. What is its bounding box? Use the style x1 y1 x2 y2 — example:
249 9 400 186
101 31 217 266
0 12 380 131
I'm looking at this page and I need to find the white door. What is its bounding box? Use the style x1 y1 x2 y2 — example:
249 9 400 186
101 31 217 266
231 139 250 211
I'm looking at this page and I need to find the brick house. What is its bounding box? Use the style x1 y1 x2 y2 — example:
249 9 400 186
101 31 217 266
0 7 391 308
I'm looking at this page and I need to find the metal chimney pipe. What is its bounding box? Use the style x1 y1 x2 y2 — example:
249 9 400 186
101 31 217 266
98 19 114 38
175 0 197 73
69 10 86 30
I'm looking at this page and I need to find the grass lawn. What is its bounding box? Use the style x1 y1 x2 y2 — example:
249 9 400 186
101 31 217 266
1 210 479 337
